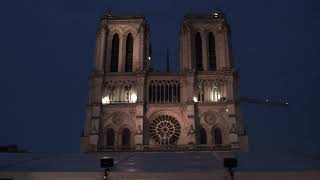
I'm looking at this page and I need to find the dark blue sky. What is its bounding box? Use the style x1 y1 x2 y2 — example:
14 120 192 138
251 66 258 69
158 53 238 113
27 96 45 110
0 0 319 156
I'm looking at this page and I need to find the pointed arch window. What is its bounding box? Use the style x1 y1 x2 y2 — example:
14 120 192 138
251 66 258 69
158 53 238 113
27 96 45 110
125 33 133 72
121 128 131 146
199 126 207 144
195 32 203 71
208 32 217 71
110 34 119 72
106 128 115 146
213 128 223 145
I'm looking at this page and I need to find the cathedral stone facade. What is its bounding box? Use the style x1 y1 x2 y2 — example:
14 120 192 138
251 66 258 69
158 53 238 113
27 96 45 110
81 11 248 152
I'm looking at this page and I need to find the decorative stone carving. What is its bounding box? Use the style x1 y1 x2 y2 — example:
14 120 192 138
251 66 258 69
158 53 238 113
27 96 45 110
136 78 144 86
204 111 217 125
90 125 98 135
188 125 195 135
136 125 143 135
182 79 189 86
129 109 136 115
111 112 125 125
179 105 187 114
103 80 136 88
230 123 237 133
101 112 107 119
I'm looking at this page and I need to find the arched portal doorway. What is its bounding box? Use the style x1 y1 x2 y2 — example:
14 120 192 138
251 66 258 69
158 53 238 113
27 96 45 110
106 128 115 146
121 128 131 146
199 126 207 144
213 127 223 145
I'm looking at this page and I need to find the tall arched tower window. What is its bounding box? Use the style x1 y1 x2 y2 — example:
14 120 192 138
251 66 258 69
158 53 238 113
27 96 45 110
213 128 222 145
125 33 134 72
195 32 203 71
208 32 217 70
110 34 120 72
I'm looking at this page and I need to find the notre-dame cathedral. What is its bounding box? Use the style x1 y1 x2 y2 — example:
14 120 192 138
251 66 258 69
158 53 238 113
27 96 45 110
81 11 248 152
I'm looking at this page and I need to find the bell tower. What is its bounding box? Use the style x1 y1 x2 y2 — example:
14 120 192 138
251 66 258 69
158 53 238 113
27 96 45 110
81 12 151 152
179 11 246 149
94 12 151 73
180 11 233 72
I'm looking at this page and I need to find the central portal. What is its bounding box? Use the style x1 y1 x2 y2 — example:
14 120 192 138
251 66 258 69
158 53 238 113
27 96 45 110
150 115 181 145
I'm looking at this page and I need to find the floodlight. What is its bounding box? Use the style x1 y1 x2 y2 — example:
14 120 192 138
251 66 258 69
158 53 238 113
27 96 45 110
224 158 238 169
100 157 114 168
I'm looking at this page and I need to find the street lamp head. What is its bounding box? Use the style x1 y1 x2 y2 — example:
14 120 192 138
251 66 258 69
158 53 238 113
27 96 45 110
224 158 238 169
100 157 114 168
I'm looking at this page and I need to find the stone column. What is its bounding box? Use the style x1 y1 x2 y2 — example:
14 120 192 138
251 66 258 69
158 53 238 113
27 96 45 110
223 27 231 69
139 26 145 71
118 34 125 72
105 34 113 72
204 84 211 101
186 74 195 102
135 104 144 147
217 27 231 70
132 33 139 72
227 79 234 101
216 31 225 70
180 24 193 71
95 27 106 71
180 78 185 103
135 73 146 147
225 80 229 101
136 74 145 102
85 74 104 152
221 30 228 69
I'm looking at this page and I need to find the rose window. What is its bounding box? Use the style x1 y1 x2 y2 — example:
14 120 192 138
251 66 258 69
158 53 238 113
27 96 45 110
150 115 181 145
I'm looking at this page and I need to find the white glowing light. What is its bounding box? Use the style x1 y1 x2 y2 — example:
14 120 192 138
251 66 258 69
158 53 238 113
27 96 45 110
210 86 221 102
102 96 110 104
211 91 220 102
193 96 198 102
148 56 151 60
126 162 136 165
213 12 219 18
127 168 137 172
226 108 229 112
130 93 137 103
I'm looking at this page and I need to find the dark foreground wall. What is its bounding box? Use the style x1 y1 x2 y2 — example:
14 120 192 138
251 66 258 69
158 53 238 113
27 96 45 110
1 171 320 180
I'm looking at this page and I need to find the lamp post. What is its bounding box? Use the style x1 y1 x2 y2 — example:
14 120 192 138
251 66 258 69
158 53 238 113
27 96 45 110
100 157 114 180
223 158 238 180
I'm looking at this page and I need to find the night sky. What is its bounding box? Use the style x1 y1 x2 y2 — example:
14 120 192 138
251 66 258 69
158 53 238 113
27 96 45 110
0 0 319 157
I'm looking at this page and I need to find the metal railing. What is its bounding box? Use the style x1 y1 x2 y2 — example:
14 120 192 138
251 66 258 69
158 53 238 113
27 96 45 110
91 144 235 152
